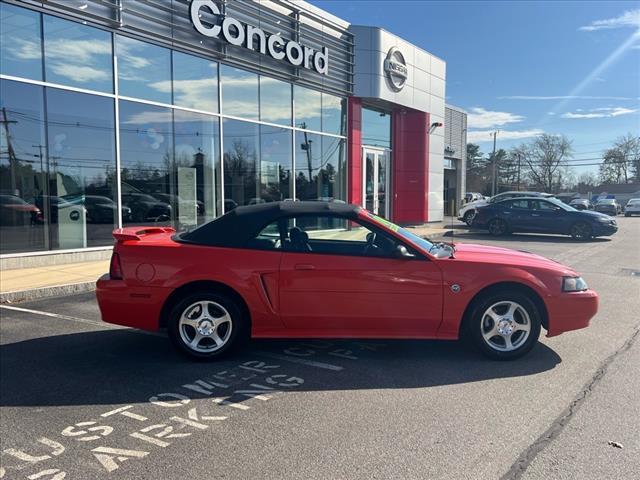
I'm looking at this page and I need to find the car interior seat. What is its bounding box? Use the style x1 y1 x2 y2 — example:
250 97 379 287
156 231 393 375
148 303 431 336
288 226 312 252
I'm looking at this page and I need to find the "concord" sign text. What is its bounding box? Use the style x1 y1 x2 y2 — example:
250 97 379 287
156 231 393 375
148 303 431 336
189 0 329 75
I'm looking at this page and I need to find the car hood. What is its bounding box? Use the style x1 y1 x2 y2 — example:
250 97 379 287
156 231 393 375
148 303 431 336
578 209 614 220
450 242 574 273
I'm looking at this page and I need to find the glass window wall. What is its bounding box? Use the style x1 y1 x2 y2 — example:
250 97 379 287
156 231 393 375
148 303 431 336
362 107 391 148
260 77 291 126
172 52 218 113
119 101 173 226
1 3 348 255
0 2 42 81
221 65 259 120
117 35 171 104
46 88 116 249
0 80 46 254
44 15 113 93
294 85 321 132
173 109 221 226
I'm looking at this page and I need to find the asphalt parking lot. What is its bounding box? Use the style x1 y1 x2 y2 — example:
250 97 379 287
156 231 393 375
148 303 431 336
1 217 639 479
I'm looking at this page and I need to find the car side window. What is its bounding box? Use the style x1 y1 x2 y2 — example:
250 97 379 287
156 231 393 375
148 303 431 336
534 200 557 211
282 214 414 258
245 220 283 250
509 199 530 210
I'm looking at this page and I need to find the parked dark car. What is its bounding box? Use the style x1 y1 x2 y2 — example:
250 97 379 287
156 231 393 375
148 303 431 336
568 198 593 211
458 191 554 225
594 199 621 216
84 195 132 223
0 194 42 225
472 197 618 240
122 193 171 223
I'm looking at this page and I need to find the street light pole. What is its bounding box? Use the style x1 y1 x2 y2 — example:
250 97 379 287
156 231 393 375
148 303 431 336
491 131 498 196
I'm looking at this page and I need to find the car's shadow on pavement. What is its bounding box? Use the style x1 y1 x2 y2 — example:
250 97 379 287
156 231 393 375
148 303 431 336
445 230 612 244
0 330 562 408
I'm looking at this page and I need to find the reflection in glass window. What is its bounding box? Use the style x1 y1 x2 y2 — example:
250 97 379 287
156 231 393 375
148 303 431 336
119 101 173 226
0 3 42 80
0 80 46 253
173 52 218 113
221 65 258 120
362 107 391 148
294 85 321 132
322 94 346 136
173 110 221 226
223 119 258 207
294 130 321 201
222 120 292 208
322 135 346 201
117 36 171 104
44 15 113 93
260 77 291 126
46 89 116 249
260 125 292 202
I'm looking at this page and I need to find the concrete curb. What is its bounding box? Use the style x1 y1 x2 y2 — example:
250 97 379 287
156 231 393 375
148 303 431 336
0 281 96 304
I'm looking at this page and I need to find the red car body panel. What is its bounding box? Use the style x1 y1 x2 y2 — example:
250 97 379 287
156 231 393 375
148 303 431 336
96 208 598 341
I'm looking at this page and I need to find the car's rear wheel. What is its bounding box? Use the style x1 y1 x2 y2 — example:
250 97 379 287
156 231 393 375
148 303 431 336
466 291 541 360
488 218 508 236
570 222 592 241
168 292 246 360
463 210 476 225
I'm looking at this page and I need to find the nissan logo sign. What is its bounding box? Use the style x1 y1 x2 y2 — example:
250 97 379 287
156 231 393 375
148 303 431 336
189 0 329 75
384 47 408 91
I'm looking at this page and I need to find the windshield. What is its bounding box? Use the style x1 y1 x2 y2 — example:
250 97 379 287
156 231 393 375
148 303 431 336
545 197 578 212
365 212 434 253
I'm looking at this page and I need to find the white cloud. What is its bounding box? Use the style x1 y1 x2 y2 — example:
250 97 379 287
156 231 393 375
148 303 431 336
467 129 543 143
561 107 638 119
498 95 634 100
50 64 110 83
579 9 640 31
466 107 524 129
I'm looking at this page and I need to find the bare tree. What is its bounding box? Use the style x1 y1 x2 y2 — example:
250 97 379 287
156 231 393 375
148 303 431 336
514 134 573 193
599 133 640 184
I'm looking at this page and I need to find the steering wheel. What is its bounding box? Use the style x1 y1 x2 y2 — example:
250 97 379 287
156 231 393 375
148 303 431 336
364 232 380 255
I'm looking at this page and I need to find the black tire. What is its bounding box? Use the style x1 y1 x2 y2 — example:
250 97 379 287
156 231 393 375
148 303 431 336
488 218 508 236
463 210 476 225
625 212 631 217
464 290 542 360
570 222 592 241
168 291 247 360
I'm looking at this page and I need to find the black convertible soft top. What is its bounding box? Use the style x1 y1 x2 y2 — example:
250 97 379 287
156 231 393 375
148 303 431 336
178 201 362 247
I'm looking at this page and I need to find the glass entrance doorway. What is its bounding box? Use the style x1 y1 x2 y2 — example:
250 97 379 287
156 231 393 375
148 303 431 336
362 147 390 218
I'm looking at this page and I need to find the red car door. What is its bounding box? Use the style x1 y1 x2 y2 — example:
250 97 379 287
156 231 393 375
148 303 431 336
278 216 443 337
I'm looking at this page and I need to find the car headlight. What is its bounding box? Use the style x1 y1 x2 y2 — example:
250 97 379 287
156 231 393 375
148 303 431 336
562 276 588 292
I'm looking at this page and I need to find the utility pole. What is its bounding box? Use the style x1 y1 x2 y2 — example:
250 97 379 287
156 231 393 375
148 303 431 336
491 130 498 196
1 107 18 195
516 152 521 191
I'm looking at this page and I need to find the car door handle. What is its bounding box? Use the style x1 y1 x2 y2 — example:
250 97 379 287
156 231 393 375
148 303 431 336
531 213 540 217
294 264 316 271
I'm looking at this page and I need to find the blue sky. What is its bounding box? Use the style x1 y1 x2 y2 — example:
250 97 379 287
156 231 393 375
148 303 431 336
314 1 640 175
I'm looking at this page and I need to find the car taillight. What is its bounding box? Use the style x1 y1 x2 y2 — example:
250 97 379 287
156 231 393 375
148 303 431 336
109 253 123 280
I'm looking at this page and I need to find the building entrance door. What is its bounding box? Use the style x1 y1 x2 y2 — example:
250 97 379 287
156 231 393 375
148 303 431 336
362 147 390 218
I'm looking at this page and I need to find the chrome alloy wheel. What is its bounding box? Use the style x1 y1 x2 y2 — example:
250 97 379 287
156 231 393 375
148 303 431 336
480 301 531 352
178 301 233 353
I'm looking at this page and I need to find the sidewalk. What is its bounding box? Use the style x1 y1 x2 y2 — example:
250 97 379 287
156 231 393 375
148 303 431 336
0 260 109 303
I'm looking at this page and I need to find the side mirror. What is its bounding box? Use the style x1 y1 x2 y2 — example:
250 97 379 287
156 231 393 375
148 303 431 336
393 244 413 258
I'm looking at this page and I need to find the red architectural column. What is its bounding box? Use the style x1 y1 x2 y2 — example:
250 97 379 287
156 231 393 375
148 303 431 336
392 109 430 225
346 97 363 206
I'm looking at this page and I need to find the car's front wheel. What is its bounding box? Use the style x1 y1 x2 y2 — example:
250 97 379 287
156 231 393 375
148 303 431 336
466 291 541 360
463 210 476 225
488 218 508 236
168 292 246 360
570 222 592 241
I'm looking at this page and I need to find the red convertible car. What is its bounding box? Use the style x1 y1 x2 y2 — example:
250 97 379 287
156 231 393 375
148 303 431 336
96 201 598 360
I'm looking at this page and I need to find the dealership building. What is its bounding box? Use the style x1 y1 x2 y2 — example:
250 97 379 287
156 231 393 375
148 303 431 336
0 0 456 259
